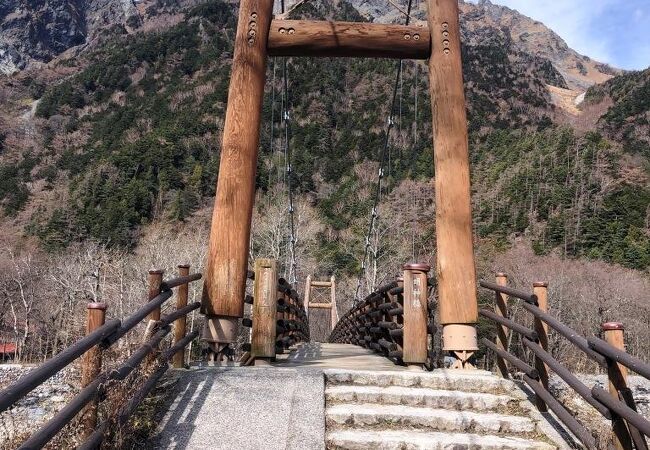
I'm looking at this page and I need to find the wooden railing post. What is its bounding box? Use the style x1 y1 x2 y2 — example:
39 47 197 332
495 273 509 378
403 263 430 369
173 265 190 369
252 259 278 365
603 322 634 450
533 281 550 412
148 269 164 322
80 302 106 440
330 275 337 331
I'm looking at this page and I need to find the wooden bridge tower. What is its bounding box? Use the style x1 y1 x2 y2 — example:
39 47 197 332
305 275 338 342
202 0 478 366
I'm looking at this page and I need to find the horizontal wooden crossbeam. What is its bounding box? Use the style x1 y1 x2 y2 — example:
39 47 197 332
310 281 333 287
308 302 333 309
267 20 430 59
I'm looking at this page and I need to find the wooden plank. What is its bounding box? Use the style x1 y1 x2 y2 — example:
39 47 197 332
251 259 278 358
310 280 332 287
426 0 478 325
308 303 332 309
203 0 273 318
403 264 429 365
268 20 430 59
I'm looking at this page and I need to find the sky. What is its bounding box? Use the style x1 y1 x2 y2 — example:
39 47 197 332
468 0 650 71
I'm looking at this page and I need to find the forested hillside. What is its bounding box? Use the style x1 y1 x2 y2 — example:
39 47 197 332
0 0 647 280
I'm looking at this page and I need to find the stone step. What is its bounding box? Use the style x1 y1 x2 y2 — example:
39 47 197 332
326 403 537 435
326 385 518 412
327 429 557 450
324 369 523 397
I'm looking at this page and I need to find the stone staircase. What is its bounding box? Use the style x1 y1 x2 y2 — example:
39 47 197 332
324 369 563 450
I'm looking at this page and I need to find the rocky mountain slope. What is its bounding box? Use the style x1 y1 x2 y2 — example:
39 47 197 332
0 0 205 74
0 0 647 273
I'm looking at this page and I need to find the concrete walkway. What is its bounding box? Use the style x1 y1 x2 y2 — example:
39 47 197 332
149 366 325 450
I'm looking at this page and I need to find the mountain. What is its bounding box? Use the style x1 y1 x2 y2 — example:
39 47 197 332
0 0 209 74
0 0 647 273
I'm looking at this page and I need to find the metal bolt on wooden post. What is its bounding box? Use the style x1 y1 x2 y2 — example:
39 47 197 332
148 270 164 322
252 259 278 365
495 273 509 378
173 265 190 369
603 322 634 450
403 263 431 369
533 282 550 412
80 302 107 440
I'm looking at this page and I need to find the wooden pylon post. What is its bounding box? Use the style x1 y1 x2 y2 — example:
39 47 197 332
403 263 430 369
603 322 634 450
426 0 478 368
202 0 274 351
252 259 278 364
80 302 106 440
173 264 190 369
533 282 550 412
495 273 509 378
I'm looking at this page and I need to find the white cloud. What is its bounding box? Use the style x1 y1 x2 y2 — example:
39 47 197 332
634 8 644 22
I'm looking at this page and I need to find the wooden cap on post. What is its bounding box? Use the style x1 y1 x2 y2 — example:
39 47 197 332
533 281 548 288
87 302 107 311
602 322 624 331
403 263 431 272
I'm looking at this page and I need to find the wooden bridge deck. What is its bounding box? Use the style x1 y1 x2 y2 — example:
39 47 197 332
275 342 409 371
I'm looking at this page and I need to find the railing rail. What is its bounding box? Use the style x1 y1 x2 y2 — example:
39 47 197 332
480 274 650 450
0 264 203 449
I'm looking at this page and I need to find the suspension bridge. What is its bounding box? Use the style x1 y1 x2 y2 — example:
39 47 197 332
1 0 650 449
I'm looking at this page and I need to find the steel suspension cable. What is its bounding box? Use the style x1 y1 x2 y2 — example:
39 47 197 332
353 0 414 304
279 2 298 285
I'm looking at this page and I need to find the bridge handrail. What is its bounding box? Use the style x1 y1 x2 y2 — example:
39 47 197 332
329 265 435 367
480 276 650 450
0 267 203 449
